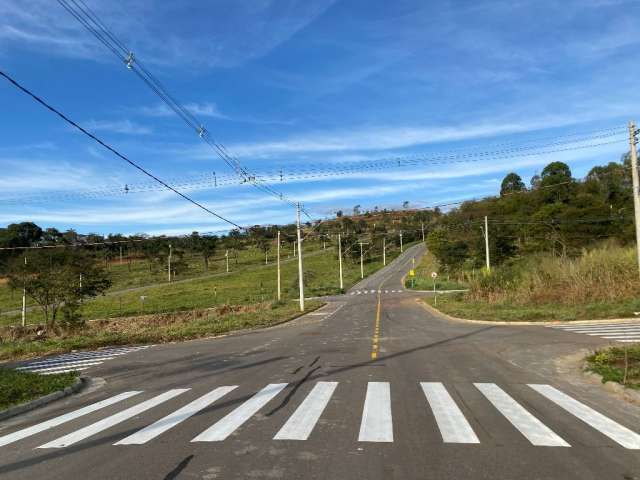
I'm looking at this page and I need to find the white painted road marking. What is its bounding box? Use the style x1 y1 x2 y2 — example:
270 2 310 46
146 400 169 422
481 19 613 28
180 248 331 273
421 382 479 444
529 384 640 449
358 382 393 442
115 386 237 445
274 381 338 440
192 383 287 442
23 361 107 374
548 322 640 343
0 391 142 447
474 383 569 447
39 389 188 448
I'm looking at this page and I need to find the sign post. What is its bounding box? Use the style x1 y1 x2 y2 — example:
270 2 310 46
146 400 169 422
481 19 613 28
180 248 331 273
431 272 438 306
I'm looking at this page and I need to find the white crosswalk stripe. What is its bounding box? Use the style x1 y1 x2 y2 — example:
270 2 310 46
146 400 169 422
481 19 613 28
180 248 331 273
359 382 393 442
274 381 338 440
548 321 640 343
16 345 153 375
192 383 287 442
3 382 639 450
421 382 479 444
529 384 640 449
0 391 141 447
38 389 188 448
474 383 569 447
116 386 237 445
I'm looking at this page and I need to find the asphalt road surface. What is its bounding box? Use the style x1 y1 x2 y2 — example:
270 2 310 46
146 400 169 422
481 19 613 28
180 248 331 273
1 244 639 479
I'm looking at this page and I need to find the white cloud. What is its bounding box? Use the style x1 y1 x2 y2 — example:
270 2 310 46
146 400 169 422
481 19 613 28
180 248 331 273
84 119 152 135
139 102 227 119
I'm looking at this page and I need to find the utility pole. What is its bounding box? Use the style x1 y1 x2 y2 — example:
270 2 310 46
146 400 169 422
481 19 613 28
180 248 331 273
79 273 83 290
400 231 403 253
277 230 281 301
119 245 123 264
338 233 344 290
21 256 27 327
296 202 305 311
293 241 296 258
359 242 364 279
421 222 425 242
383 236 386 266
225 249 229 273
629 121 640 278
484 216 491 272
168 243 172 282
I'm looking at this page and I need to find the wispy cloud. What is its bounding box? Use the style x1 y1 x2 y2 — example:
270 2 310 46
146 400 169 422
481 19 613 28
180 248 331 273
84 119 153 135
139 102 228 120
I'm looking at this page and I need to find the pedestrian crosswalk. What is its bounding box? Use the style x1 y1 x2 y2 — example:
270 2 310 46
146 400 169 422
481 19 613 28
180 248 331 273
547 321 640 343
350 289 405 295
15 345 153 375
1 381 639 450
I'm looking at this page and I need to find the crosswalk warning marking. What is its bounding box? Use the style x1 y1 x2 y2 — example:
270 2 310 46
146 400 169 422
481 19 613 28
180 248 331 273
192 383 288 442
0 391 142 448
38 389 189 449
358 382 393 442
16 356 118 371
274 382 338 441
421 382 479 444
474 383 569 447
115 386 238 445
23 361 106 374
529 384 640 449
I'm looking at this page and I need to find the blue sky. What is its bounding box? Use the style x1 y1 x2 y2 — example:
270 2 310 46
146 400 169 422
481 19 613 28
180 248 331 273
1 0 638 235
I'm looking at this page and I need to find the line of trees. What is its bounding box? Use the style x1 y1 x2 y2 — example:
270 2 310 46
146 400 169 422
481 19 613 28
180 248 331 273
425 155 635 272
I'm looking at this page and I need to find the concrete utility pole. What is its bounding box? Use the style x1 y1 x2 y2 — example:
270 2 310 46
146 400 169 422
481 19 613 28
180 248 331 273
421 222 425 242
293 241 296 258
484 215 491 272
338 233 344 290
359 242 365 279
400 231 404 253
168 243 172 282
296 203 305 311
21 256 27 327
383 236 386 266
629 121 640 278
225 249 229 273
277 230 281 301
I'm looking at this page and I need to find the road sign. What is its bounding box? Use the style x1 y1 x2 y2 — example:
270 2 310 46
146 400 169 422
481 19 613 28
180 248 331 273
431 272 438 279
409 269 415 277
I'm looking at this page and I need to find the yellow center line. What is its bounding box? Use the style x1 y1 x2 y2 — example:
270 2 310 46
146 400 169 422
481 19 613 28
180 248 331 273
371 283 384 360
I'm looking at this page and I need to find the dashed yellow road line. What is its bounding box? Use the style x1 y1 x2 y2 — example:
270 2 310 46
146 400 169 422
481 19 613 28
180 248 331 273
371 284 384 360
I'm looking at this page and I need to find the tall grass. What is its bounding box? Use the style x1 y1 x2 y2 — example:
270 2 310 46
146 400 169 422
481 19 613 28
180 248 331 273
466 244 639 305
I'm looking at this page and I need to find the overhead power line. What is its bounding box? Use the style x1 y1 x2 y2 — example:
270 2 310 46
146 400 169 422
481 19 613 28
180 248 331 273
0 127 628 205
0 70 243 230
57 0 311 218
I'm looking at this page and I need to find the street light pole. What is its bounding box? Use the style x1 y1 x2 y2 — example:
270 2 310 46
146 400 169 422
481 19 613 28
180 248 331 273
629 121 640 278
383 236 386 266
338 233 344 290
168 243 172 282
360 242 364 279
277 230 281 301
296 202 305 311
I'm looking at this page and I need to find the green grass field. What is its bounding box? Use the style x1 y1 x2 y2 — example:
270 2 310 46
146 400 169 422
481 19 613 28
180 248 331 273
423 294 640 322
0 241 403 326
404 250 467 291
0 368 78 410
586 345 640 390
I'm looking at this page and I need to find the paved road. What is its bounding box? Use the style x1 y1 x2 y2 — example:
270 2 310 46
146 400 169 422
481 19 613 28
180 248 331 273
1 243 639 479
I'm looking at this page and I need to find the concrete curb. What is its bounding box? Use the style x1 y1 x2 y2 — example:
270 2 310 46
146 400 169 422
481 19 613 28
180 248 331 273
0 376 88 421
417 298 640 326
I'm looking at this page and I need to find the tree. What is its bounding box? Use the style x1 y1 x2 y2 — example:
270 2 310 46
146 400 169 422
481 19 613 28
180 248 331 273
353 205 361 216
0 222 43 248
402 201 410 209
500 173 525 196
540 161 572 186
336 210 343 218
7 249 111 329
